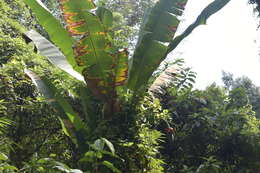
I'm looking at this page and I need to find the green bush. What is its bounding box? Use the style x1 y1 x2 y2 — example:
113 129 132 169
0 0 75 169
160 84 260 172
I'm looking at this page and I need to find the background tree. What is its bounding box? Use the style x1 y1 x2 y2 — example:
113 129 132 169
157 82 260 172
222 71 260 118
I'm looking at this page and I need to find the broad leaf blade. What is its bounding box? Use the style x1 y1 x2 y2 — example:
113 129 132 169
128 0 188 91
168 0 231 53
112 49 128 88
60 0 113 99
24 69 74 138
24 69 55 101
24 30 84 81
24 69 85 132
128 35 169 91
60 0 128 104
43 78 85 131
144 0 187 42
96 7 113 29
79 86 96 130
24 0 77 69
128 0 230 92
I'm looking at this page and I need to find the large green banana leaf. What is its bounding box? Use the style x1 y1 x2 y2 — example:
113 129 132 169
24 30 84 81
128 0 230 92
24 0 78 70
127 0 188 91
25 0 128 104
168 0 230 53
23 29 98 127
59 0 128 101
24 69 86 144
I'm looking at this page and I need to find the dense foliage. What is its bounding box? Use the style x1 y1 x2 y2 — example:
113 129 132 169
0 0 259 173
157 84 260 172
222 71 260 118
0 0 76 170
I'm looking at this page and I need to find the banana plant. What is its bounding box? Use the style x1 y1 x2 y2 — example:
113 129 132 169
23 0 230 147
128 0 231 91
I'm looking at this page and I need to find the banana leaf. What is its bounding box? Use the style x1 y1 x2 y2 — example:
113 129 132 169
24 0 78 69
24 30 84 81
79 85 96 130
60 0 128 102
128 0 230 92
168 0 230 53
96 7 113 29
24 69 86 142
128 0 188 91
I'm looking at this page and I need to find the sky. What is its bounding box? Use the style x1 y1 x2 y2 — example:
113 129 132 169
168 0 260 89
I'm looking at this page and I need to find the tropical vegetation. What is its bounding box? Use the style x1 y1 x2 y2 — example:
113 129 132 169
0 0 259 172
